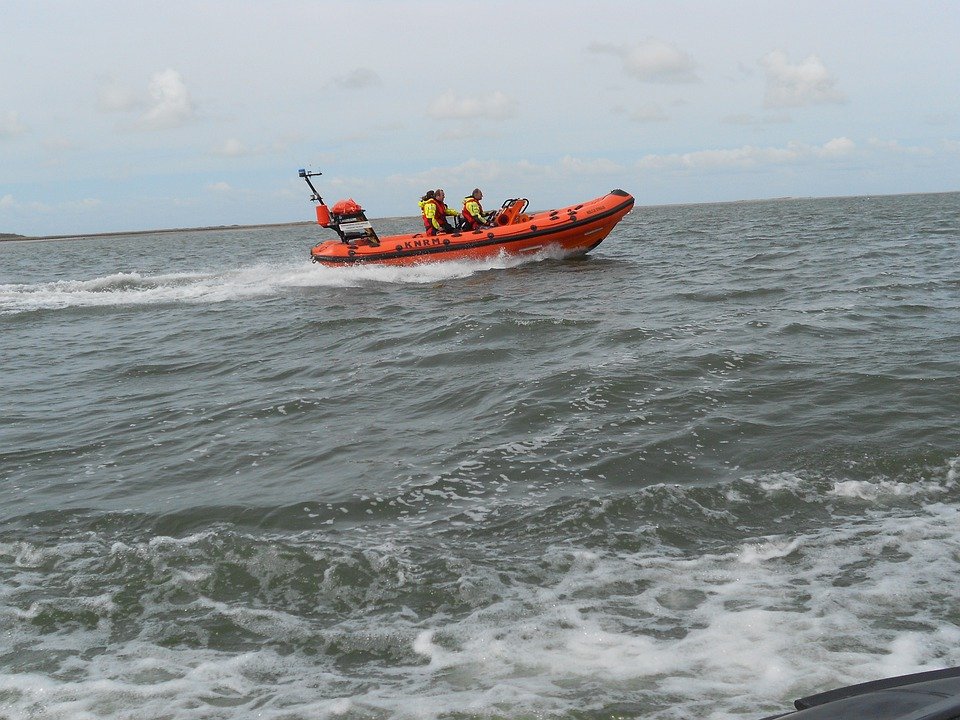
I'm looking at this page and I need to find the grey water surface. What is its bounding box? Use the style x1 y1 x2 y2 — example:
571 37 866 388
2 192 959 720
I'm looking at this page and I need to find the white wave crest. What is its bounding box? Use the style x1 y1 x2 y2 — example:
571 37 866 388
0 250 556 315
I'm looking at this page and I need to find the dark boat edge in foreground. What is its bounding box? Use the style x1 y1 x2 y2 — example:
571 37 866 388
758 666 960 719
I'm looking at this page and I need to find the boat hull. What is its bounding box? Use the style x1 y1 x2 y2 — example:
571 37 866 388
310 190 634 266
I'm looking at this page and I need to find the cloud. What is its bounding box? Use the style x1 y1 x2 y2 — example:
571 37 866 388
212 138 248 157
721 113 791 125
387 159 504 189
0 194 52 223
559 155 625 174
65 198 103 210
630 103 668 123
637 137 856 170
328 67 382 90
434 122 505 141
211 133 303 157
205 181 232 193
760 50 845 108
138 69 196 129
436 124 482 141
0 194 76 214
819 136 855 156
338 121 407 143
97 78 141 113
0 111 27 138
40 136 78 167
427 91 517 120
867 138 933 156
924 112 956 126
42 136 77 153
589 39 699 84
387 155 625 191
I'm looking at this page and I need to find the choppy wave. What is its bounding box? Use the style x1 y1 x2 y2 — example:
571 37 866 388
2 192 959 719
1 456 959 719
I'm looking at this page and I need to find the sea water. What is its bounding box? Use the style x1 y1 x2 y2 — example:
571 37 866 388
1 192 959 719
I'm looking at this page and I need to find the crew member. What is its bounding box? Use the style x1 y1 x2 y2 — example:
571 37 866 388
434 189 458 232
419 189 456 235
461 188 492 230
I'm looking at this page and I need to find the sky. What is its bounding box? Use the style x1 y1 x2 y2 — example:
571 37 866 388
2 0 958 236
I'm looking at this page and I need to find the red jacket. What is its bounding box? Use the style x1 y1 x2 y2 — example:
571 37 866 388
462 195 486 228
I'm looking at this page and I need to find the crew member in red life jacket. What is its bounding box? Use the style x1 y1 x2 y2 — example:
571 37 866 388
434 189 458 232
419 189 457 235
461 188 492 230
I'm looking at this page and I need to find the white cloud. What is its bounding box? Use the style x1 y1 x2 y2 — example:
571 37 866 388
212 138 248 157
818 136 855 157
339 122 407 143
924 112 956 126
721 113 791 125
0 195 60 214
437 124 480 141
427 91 517 120
206 181 232 193
387 159 503 190
387 155 625 193
589 39 699 84
97 78 141 113
559 156 625 174
867 138 933 156
630 103 668 123
329 67 382 90
637 137 855 170
760 50 845 108
66 198 103 210
0 111 27 138
138 69 196 129
435 122 505 141
40 136 78 168
42 136 77 153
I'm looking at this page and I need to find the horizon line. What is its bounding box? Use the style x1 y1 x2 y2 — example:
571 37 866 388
3 188 957 242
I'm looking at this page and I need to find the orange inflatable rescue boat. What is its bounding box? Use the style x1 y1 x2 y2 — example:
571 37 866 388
298 169 634 266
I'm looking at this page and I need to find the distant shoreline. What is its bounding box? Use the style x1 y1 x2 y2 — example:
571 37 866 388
3 189 956 242
0 221 318 243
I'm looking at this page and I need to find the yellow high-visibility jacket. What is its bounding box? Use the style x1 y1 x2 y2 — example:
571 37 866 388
462 196 488 226
419 198 457 231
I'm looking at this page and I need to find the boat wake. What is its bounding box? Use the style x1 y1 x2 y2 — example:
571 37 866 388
0 249 561 315
2 458 958 720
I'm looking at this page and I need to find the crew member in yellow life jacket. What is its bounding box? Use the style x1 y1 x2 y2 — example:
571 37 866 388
418 190 440 234
419 189 457 235
461 188 492 230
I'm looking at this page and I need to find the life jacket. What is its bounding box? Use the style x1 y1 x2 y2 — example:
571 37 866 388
420 198 441 232
462 195 485 228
